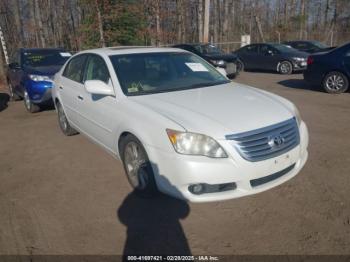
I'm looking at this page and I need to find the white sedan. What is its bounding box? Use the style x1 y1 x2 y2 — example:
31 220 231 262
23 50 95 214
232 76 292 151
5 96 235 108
52 47 309 202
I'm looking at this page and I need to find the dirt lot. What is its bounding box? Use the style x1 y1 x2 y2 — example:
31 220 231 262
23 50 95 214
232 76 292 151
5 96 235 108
0 71 349 256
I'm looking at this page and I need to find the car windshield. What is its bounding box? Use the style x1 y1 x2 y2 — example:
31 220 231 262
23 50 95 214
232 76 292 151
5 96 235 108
109 52 229 96
194 44 223 55
271 44 294 53
22 50 71 67
310 41 328 48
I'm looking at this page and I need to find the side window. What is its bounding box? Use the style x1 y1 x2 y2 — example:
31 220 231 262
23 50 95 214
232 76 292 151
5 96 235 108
62 55 87 83
260 45 269 54
244 45 258 54
84 55 110 84
262 45 278 55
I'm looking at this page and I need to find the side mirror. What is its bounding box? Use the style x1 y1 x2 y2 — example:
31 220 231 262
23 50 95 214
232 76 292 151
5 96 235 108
9 62 20 70
84 80 114 96
266 50 274 56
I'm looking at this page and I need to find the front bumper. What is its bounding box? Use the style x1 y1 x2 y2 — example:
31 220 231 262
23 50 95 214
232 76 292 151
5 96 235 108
146 121 309 203
292 60 307 71
25 79 53 104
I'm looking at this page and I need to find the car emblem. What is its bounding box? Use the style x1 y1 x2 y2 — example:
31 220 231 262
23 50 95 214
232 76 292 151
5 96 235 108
268 134 285 148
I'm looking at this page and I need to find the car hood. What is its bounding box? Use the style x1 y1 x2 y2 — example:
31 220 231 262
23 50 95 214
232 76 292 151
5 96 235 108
24 65 63 76
204 53 238 62
129 83 294 139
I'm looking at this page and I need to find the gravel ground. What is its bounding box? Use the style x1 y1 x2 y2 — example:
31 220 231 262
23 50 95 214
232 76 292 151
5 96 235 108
0 71 349 256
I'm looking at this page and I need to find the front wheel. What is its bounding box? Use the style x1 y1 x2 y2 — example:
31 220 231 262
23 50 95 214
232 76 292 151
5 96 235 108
322 71 349 94
278 61 293 75
24 90 40 113
120 134 158 197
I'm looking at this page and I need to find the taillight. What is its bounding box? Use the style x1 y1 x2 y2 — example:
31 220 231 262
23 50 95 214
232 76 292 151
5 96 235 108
307 56 314 65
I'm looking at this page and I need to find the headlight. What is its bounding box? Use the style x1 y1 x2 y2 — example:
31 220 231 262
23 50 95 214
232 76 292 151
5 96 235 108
210 60 226 67
29 74 52 82
166 129 228 158
292 57 306 62
293 106 302 126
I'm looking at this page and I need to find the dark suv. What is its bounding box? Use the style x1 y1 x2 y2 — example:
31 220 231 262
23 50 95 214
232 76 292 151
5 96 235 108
7 48 71 112
173 43 239 78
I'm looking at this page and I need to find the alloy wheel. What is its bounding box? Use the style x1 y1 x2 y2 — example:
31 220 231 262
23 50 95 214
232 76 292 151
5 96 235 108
58 104 68 131
123 141 148 190
325 74 345 91
279 61 292 74
24 91 31 110
8 83 14 98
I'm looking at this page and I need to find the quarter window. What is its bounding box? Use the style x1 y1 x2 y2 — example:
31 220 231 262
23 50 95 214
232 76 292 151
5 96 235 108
84 55 110 83
62 55 87 83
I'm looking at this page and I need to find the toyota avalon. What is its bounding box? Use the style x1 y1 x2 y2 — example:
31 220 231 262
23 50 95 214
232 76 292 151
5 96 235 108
52 47 309 202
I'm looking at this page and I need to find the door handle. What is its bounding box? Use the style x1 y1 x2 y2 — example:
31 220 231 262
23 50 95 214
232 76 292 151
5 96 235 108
59 86 63 90
77 95 84 100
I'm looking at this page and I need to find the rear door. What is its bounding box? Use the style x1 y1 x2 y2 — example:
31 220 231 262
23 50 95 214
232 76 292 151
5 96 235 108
77 54 117 152
59 54 88 127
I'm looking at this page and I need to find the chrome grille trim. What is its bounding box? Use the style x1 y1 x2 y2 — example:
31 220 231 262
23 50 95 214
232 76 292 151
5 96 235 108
225 118 300 162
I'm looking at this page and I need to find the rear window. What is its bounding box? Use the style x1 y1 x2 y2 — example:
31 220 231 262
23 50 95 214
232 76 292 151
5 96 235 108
62 55 88 83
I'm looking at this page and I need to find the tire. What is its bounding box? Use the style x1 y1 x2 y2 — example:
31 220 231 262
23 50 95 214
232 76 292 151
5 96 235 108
278 61 293 75
8 82 21 101
56 101 78 136
23 90 40 113
120 134 158 197
236 60 244 72
322 71 349 94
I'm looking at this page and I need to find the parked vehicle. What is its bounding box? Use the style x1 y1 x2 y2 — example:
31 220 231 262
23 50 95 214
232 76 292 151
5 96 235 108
173 43 239 78
52 47 309 202
6 48 71 113
303 42 350 94
233 43 308 74
283 40 335 54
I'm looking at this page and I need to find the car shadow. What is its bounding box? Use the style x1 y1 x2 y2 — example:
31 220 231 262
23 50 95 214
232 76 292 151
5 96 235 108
278 79 323 92
117 168 191 258
0 93 10 112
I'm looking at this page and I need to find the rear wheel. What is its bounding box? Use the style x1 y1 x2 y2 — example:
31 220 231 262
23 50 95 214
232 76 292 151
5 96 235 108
236 60 244 72
278 61 293 75
322 71 349 94
8 82 21 101
56 101 78 136
120 134 158 197
24 90 40 113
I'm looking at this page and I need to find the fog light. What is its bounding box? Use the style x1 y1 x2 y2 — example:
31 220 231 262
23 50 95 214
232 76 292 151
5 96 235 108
189 184 204 195
188 182 236 195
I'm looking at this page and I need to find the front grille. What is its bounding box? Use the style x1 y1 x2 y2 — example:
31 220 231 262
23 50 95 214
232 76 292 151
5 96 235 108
225 118 300 162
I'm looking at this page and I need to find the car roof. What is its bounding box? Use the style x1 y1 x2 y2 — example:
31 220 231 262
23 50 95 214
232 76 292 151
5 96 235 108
20 48 66 52
77 46 188 56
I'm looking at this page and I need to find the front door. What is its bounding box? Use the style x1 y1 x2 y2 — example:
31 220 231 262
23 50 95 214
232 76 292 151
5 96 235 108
259 45 281 71
76 54 117 153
